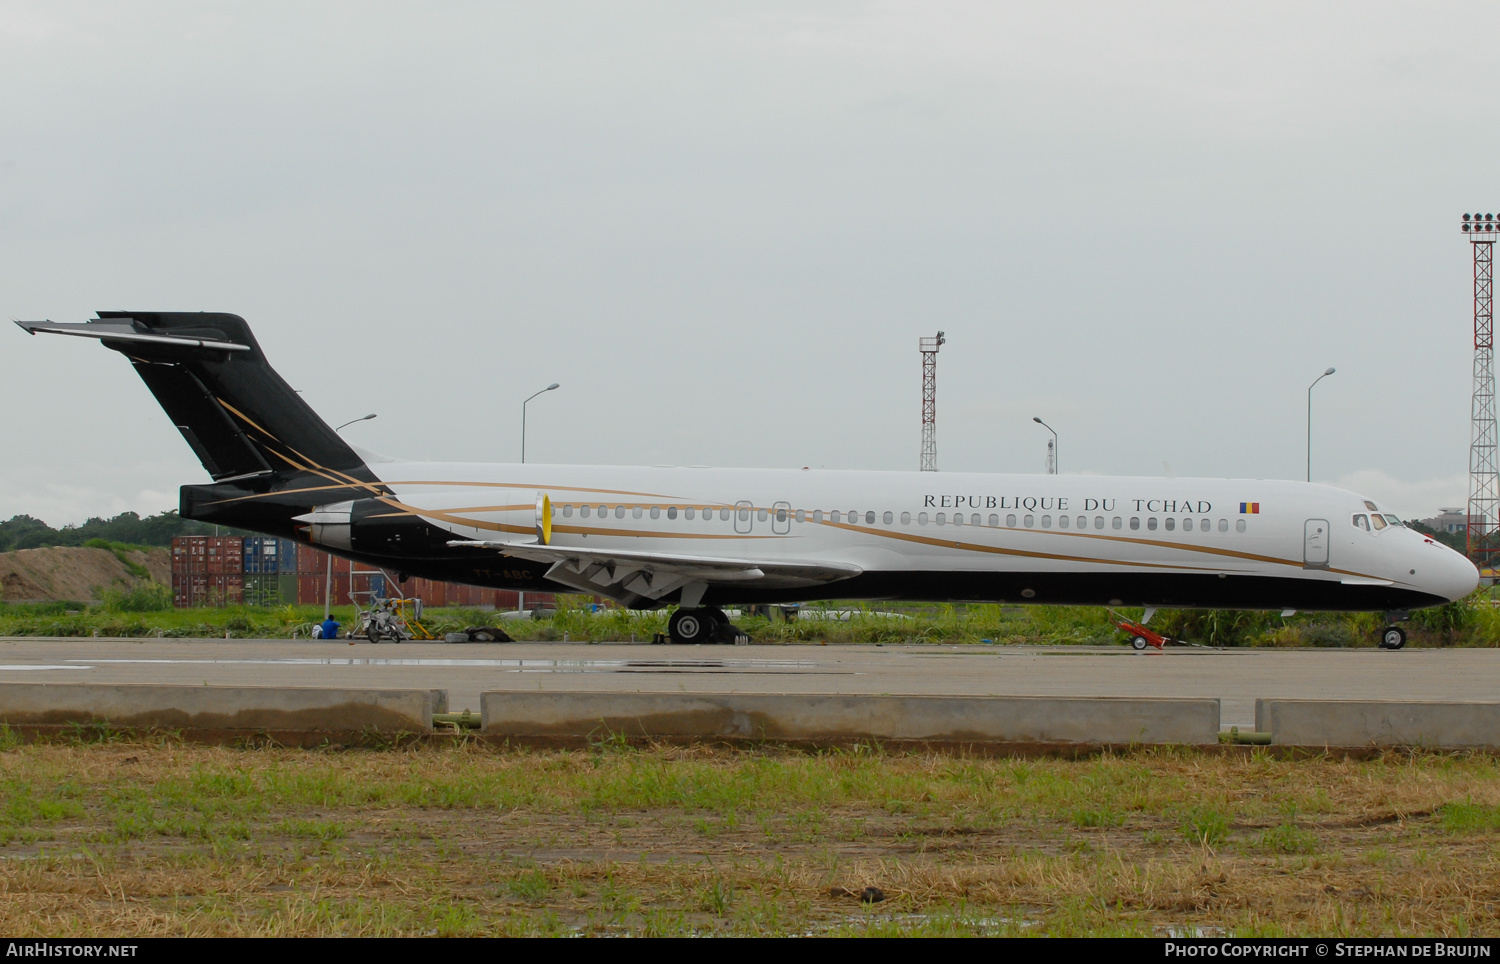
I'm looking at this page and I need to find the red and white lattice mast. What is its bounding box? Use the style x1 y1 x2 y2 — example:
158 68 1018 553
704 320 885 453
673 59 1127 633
1462 213 1500 571
919 331 945 472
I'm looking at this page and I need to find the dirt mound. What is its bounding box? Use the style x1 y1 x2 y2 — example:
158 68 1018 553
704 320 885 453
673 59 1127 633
0 546 170 603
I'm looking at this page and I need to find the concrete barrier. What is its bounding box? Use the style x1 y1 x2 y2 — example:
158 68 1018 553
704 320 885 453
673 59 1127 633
1256 699 1500 748
481 692 1221 745
0 682 442 733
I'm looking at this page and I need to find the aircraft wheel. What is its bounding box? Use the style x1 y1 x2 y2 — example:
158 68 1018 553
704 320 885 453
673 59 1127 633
668 608 717 645
1380 626 1407 650
1131 635 1150 651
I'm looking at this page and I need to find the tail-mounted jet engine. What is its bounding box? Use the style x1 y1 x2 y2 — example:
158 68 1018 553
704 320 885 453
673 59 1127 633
293 499 456 558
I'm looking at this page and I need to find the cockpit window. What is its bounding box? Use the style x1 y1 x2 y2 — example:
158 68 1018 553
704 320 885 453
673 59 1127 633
1363 501 1379 511
1353 514 1370 531
1383 514 1401 526
1370 514 1388 530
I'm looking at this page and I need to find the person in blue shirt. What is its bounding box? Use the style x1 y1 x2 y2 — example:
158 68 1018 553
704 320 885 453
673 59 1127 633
319 617 340 640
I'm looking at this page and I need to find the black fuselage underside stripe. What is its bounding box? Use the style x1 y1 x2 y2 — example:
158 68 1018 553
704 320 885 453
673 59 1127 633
320 546 1442 613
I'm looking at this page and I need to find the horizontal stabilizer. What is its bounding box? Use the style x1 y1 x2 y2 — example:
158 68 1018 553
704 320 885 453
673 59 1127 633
16 319 251 352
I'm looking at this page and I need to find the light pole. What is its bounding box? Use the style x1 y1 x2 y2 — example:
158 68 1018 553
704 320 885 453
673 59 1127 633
1033 417 1058 475
1306 367 1336 483
521 383 560 463
334 413 377 432
323 414 377 625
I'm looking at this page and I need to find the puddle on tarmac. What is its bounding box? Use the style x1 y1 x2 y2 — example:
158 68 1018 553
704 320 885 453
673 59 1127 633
57 657 824 674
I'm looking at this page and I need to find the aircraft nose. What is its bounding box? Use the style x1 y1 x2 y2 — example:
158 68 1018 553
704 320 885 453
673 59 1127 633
1425 545 1480 602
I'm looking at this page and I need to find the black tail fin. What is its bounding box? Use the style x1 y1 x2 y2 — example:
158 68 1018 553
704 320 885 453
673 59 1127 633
20 312 375 486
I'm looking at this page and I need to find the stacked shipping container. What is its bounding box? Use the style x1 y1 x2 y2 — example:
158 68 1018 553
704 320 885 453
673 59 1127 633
170 536 550 610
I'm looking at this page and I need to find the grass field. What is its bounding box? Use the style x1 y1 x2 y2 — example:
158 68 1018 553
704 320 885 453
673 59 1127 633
2 736 1499 936
2 590 1498 647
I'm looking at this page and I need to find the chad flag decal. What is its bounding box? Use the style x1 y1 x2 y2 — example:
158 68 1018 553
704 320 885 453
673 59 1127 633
1239 502 1260 514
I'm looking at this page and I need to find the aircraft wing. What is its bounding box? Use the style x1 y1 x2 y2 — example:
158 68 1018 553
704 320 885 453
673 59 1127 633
449 539 861 606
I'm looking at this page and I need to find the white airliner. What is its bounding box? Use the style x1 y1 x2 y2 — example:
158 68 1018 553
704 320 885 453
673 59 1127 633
17 312 1479 648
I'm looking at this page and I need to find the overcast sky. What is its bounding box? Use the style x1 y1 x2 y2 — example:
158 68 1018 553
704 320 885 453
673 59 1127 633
3 2 1497 525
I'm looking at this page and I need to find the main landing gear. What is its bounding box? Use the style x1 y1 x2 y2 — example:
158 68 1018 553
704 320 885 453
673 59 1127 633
666 607 749 645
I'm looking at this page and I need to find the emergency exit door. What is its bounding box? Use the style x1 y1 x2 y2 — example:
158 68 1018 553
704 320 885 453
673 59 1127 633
1304 518 1330 569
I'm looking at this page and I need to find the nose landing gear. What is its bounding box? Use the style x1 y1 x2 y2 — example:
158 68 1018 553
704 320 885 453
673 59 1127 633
1377 610 1410 650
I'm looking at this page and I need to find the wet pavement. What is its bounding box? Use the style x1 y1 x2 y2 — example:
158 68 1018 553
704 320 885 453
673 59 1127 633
0 637 1492 728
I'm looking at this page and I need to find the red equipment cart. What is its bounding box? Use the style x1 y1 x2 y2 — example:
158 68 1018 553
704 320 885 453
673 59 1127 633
1107 610 1169 650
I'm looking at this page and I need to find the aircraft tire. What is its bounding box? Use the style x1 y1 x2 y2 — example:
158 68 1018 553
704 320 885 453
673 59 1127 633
668 608 717 645
1131 635 1150 651
1380 626 1407 650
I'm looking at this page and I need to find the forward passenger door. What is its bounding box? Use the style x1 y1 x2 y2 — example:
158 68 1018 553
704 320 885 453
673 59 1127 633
1304 519 1330 569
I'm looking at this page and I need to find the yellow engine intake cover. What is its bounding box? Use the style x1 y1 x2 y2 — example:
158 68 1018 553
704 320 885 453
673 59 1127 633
536 493 552 545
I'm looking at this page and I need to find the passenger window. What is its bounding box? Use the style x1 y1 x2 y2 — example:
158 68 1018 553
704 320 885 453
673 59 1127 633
1164 518 1175 531
598 505 606 516
580 505 591 518
650 506 661 520
795 509 805 523
953 513 964 526
867 511 876 524
667 507 678 520
1370 514 1387 530
615 506 625 519
1182 518 1193 532
1147 518 1158 530
720 508 730 521
1236 519 1246 532
757 509 768 522
776 508 788 523
1041 515 1052 528
1218 518 1228 532
831 510 841 523
563 505 574 518
936 513 946 525
1129 517 1140 530
1095 516 1105 529
1353 514 1369 530
1112 517 1122 530
632 506 642 519
989 514 999 526
1006 514 1017 526
847 510 857 523
813 510 824 523
1077 516 1086 529
1024 515 1034 527
901 511 912 524
918 512 929 525
883 511 893 525
1058 515 1069 529
738 507 751 522
685 507 696 520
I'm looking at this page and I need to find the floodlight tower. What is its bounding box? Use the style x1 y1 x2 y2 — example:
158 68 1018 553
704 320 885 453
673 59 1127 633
919 332 945 471
1462 213 1500 571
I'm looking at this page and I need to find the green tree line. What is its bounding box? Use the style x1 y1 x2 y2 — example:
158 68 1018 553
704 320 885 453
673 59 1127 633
0 511 249 553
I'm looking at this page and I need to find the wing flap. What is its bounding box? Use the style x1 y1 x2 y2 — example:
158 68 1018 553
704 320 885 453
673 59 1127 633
449 539 860 605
